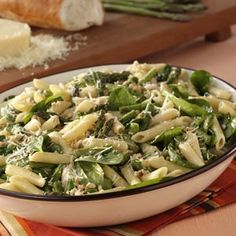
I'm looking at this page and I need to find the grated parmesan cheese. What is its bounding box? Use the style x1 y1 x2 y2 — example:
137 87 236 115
0 33 87 71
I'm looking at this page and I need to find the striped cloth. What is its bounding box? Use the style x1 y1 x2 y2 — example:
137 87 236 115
1 160 236 236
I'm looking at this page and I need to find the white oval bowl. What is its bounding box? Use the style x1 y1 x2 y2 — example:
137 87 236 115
0 64 235 227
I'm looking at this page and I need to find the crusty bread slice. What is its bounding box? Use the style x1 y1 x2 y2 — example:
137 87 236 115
60 0 104 31
0 0 104 31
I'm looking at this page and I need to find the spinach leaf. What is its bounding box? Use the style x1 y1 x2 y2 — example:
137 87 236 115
30 135 63 153
101 177 113 190
52 181 64 193
77 152 126 165
79 162 104 186
49 164 65 183
190 70 211 95
108 86 136 111
65 179 75 191
24 95 62 124
42 136 63 153
75 162 89 184
30 162 57 180
30 136 44 153
31 94 62 113
76 146 127 165
121 134 140 153
0 144 16 156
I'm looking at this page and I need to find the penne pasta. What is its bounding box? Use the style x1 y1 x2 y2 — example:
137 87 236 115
141 167 168 181
186 132 204 162
62 113 98 142
75 100 95 113
29 152 72 164
9 176 44 195
82 137 128 152
209 87 232 100
212 116 226 151
166 169 185 178
218 101 236 116
140 143 160 155
103 165 128 187
143 156 191 173
6 165 45 187
49 84 71 101
24 118 41 133
0 182 22 192
33 90 45 103
120 163 141 185
132 116 192 143
79 86 98 98
49 101 71 114
150 108 180 126
33 79 49 90
41 115 60 131
179 142 205 167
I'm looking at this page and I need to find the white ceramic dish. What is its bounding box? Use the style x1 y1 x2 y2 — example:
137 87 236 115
0 64 235 227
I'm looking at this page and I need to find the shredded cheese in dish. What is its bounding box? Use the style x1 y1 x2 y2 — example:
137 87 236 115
0 61 235 196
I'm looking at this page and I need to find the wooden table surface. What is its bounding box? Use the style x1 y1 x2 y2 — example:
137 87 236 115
1 0 236 93
144 24 236 236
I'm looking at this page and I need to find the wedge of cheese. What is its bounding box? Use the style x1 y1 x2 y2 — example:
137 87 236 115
0 19 31 57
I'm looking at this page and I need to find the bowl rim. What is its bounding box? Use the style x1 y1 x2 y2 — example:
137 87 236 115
0 64 235 202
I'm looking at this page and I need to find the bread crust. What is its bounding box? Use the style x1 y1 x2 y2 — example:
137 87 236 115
0 0 63 29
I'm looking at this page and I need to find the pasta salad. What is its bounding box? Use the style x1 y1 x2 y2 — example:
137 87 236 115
0 61 235 196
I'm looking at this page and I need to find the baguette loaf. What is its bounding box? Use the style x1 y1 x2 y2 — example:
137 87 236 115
0 0 104 31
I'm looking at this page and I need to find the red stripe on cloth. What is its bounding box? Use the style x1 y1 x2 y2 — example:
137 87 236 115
23 220 108 236
14 216 35 236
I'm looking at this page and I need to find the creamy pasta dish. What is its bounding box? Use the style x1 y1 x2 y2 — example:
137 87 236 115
0 61 235 196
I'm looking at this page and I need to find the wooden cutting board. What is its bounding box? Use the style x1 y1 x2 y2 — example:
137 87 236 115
0 0 236 92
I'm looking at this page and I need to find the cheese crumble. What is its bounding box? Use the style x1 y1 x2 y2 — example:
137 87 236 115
0 33 87 71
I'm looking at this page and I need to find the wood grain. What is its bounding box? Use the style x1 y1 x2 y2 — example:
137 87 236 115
1 0 236 92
